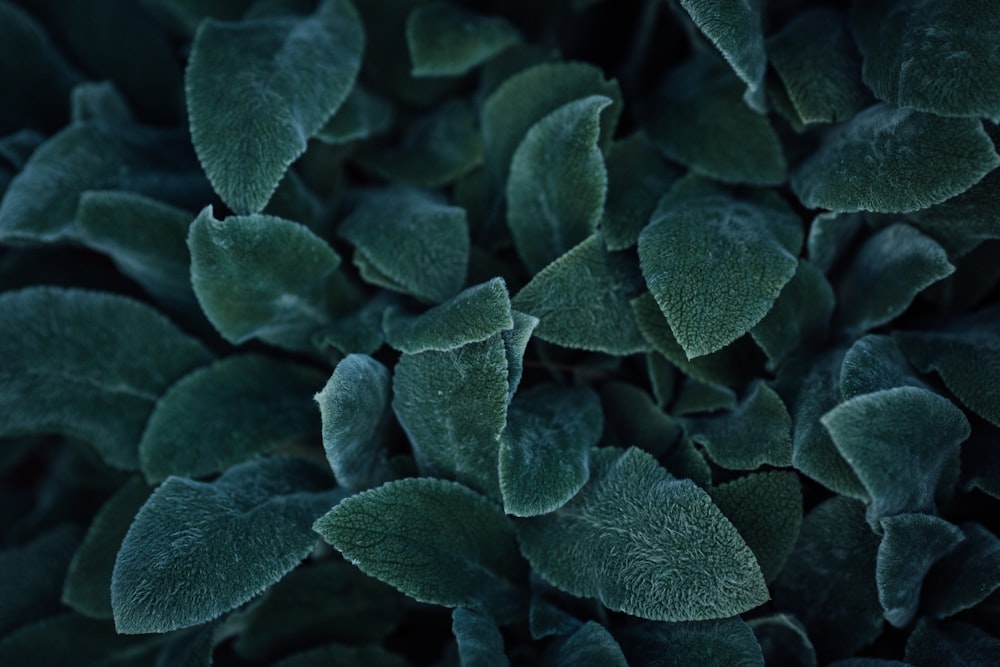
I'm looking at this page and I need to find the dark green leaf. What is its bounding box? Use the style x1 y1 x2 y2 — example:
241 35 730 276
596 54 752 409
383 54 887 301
904 167 1000 256
671 378 737 416
619 617 764 667
552 622 627 667
143 0 254 36
452 607 509 667
272 643 409 667
316 84 394 144
0 614 162 667
829 661 912 667
185 0 364 213
645 352 677 407
905 618 1000 667
924 522 1000 619
750 259 834 367
69 81 133 129
529 598 583 640
600 381 684 459
155 624 215 667
501 311 538 402
841 334 929 400
807 212 864 273
313 293 393 358
748 614 816 667
407 4 521 77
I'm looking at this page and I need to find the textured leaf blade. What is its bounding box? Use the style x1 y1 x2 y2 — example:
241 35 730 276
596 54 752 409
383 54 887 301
620 617 765 667
407 4 521 77
924 522 1000 619
501 310 538 402
750 259 834 367
452 607 509 667
316 83 393 145
552 622 627 667
840 334 928 400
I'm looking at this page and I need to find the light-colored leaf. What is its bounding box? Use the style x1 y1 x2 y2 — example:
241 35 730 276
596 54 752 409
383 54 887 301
452 607 509 667
407 4 521 77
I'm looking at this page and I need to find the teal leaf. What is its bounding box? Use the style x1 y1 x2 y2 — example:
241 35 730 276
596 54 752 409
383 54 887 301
155 624 215 667
139 354 325 483
750 259 834 367
840 335 928 400
600 381 684 459
514 447 768 621
748 614 816 667
512 234 648 355
876 513 964 628
791 104 1000 213
0 614 161 667
906 618 1000 667
313 293 393 358
316 84 394 145
69 79 131 128
315 354 395 492
384 277 513 354
452 607 509 667
619 617 764 667
393 335 508 499
529 598 583 640
807 211 864 273
904 167 1000 256
645 352 677 407
506 96 610 273
339 187 469 304
924 522 1000 619
501 310 539 402
314 477 526 616
188 206 342 352
672 378 738 416
407 4 521 77
112 456 338 634
499 384 602 517
551 622 627 667
0 287 211 469
271 643 409 667
185 0 364 213
638 178 802 358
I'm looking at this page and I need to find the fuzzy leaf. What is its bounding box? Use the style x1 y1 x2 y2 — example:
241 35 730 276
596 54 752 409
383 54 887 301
453 607 509 667
673 379 738 416
750 259 834 367
502 311 538 402
139 355 326 482
906 618 1000 667
514 447 768 621
155 624 215 667
407 4 521 77
807 211 864 273
112 456 338 634
924 522 1000 619
552 622 627 667
748 614 816 667
600 382 683 459
638 178 802 358
841 335 928 400
499 384 602 517
620 617 764 667
314 477 526 616
0 287 211 469
791 104 1000 213
316 84 393 144
512 234 648 355
188 206 341 352
506 96 610 273
313 293 393 358
529 598 583 640
904 167 1000 256
0 614 161 667
185 0 363 213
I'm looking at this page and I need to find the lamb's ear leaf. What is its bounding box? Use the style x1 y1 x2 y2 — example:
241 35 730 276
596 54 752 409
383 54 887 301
852 0 1000 120
339 187 468 304
313 293 393 358
904 168 1000 256
139 355 325 483
923 522 1000 619
807 212 864 274
841 335 928 400
316 84 394 145
452 607 509 667
502 311 538 402
772 496 883 663
600 381 684 458
676 0 767 111
672 378 738 416
499 384 602 517
791 104 1000 213
551 622 627 667
112 456 338 634
748 614 816 667
0 614 161 665
638 179 802 359
619 617 764 667
188 206 342 352
393 334 508 499
0 287 211 470
62 478 152 619
185 0 363 213
767 8 869 124
407 4 521 77
529 598 583 640
514 447 767 621
270 643 409 667
822 387 969 526
906 618 1000 667
895 304 1000 427
314 477 526 617
507 96 610 273
155 622 216 667
512 234 648 355
876 513 965 628
834 224 953 335
750 259 834 367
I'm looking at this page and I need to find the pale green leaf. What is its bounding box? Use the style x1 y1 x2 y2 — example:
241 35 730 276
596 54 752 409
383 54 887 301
452 607 509 667
501 310 538 402
924 522 1000 619
906 618 1000 667
750 259 834 367
748 614 817 667
316 84 394 144
552 622 627 667
840 335 929 400
407 4 521 77
619 617 764 667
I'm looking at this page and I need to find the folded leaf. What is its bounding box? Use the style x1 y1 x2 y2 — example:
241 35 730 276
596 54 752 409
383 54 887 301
452 607 509 667
619 617 765 667
407 4 521 77
748 614 816 667
316 84 393 145
905 618 1000 667
840 335 928 400
750 259 834 367
924 522 1000 619
502 310 539 402
552 622 627 667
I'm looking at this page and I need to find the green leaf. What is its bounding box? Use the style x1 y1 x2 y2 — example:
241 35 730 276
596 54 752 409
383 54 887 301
188 206 342 352
638 178 802 358
876 513 964 628
384 278 513 354
339 187 469 304
313 293 393 358
407 4 521 77
316 354 395 492
501 311 539 402
63 478 152 619
506 96 610 273
672 378 737 416
748 614 816 667
112 456 338 634
512 234 648 355
392 335 508 499
750 259 834 367
924 522 1000 619
71 81 132 128
807 211 864 273
822 387 970 525
155 624 215 667
499 384 602 517
0 614 162 667
316 84 394 144
314 477 526 616
840 335 929 400
600 381 683 459
906 618 1000 667
551 622 627 667
619 617 764 667
452 607 509 667
904 167 1000 256
0 287 211 469
529 598 583 640
185 0 364 213
514 447 767 621
791 104 1000 213
829 660 912 667
139 354 325 482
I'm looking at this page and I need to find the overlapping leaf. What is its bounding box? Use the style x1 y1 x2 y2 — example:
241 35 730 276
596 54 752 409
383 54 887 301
619 617 765 667
452 607 509 667
750 259 834 366
406 4 521 77
551 622 627 667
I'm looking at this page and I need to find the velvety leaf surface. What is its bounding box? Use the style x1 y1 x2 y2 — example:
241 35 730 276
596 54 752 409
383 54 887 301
904 167 1000 256
512 234 648 354
188 206 342 351
791 103 1000 213
498 384 602 517
807 211 864 273
407 4 521 77
501 310 538 402
552 622 627 667
314 477 526 616
514 447 768 621
905 618 1000 667
0 614 162 667
529 598 583 640
155 624 214 667
452 607 509 667
139 355 326 482
671 378 737 416
111 456 338 634
271 643 409 667
924 522 1000 619
0 287 211 469
638 178 802 358
748 614 817 667
600 381 684 459
750 259 834 366
316 84 393 144
506 96 610 273
313 293 393 358
841 335 928 400
619 617 765 667
185 0 363 213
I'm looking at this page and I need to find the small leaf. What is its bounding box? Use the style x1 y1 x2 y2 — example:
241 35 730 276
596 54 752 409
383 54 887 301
638 178 802 358
188 206 342 352
316 84 393 144
906 618 1000 667
407 4 521 77
748 614 817 667
185 0 364 213
499 384 602 517
112 456 338 634
514 447 768 621
750 259 834 367
512 234 648 355
619 617 765 667
840 335 928 400
314 477 526 616
791 103 1000 213
506 96 610 273
924 522 1000 619
0 287 211 469
552 622 627 667
452 607 509 667
501 310 538 402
